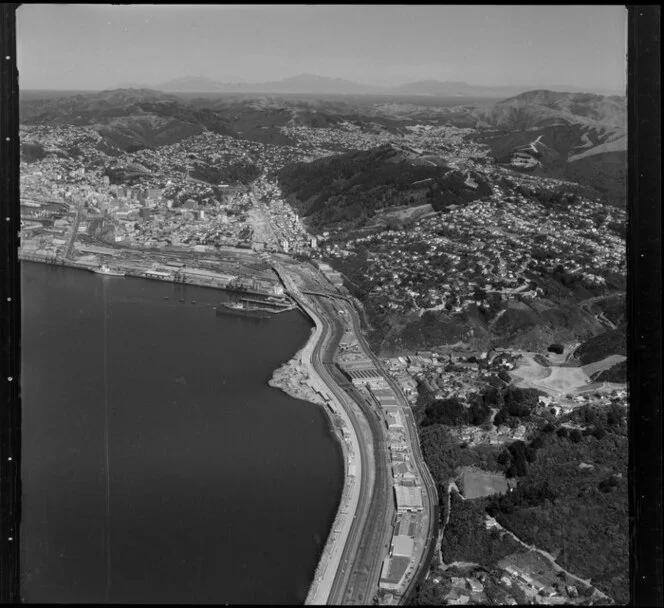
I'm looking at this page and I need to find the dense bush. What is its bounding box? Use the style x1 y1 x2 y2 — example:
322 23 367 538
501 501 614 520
417 388 628 605
420 396 492 427
422 397 467 426
190 163 224 185
569 429 583 443
493 430 628 604
223 161 261 185
487 480 557 516
593 359 627 383
21 142 46 162
442 492 523 567
420 425 499 486
492 386 542 427
278 144 490 229
575 325 626 365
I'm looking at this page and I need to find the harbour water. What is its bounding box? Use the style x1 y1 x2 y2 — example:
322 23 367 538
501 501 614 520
20 261 344 604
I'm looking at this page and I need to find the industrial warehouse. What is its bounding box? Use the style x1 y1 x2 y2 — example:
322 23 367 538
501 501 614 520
334 357 428 596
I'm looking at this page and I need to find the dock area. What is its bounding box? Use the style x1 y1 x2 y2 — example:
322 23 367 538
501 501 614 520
18 248 290 304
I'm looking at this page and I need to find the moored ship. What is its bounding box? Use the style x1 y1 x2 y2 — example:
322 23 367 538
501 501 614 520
239 296 296 312
215 301 272 320
92 264 125 277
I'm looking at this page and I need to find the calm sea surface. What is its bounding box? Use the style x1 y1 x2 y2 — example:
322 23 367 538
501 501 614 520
20 262 343 604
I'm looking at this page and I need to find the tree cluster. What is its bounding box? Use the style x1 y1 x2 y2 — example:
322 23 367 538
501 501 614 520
441 492 522 567
490 386 542 427
20 142 46 162
490 429 628 604
486 479 557 516
576 326 627 365
278 145 490 229
420 397 491 427
420 425 499 486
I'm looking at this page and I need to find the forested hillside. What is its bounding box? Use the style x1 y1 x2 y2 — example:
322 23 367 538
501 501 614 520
278 144 491 229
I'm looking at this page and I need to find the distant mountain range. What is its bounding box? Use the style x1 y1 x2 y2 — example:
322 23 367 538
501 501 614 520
115 74 623 98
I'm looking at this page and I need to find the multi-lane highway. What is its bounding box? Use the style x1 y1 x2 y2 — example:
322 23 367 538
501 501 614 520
273 259 439 605
310 297 380 605
318 297 393 605
270 262 374 605
273 260 389 604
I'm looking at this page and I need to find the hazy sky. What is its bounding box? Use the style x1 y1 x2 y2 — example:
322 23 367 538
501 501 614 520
17 4 627 92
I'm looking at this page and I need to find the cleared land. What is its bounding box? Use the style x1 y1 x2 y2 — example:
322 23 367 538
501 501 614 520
511 353 597 396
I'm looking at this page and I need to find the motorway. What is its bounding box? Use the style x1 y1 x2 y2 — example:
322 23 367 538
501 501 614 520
320 296 393 606
273 261 390 605
274 259 438 605
310 297 381 605
270 262 373 605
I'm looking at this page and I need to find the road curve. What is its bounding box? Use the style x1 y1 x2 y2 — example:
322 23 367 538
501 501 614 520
274 261 438 605
270 262 376 606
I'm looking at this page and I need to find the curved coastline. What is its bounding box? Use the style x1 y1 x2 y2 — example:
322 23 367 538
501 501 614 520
21 260 345 604
23 255 354 603
268 301 361 606
268 326 327 407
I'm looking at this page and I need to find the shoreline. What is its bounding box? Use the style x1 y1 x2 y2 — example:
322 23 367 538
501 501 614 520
285 297 362 606
267 327 328 407
267 329 355 605
17 250 280 299
24 253 356 604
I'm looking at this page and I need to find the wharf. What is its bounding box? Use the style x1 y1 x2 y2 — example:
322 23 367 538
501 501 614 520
18 250 279 299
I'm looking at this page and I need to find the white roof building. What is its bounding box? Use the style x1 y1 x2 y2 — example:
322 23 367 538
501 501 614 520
391 535 414 558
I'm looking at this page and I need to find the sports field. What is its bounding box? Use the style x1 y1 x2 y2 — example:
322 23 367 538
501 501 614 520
459 468 509 499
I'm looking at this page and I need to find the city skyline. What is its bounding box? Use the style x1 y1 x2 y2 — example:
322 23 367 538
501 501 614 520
18 4 627 94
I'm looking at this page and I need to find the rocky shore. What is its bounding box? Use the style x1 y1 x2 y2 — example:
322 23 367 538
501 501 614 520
268 331 327 406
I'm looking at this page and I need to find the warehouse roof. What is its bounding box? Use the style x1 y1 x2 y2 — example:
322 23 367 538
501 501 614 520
394 485 423 511
391 535 414 558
